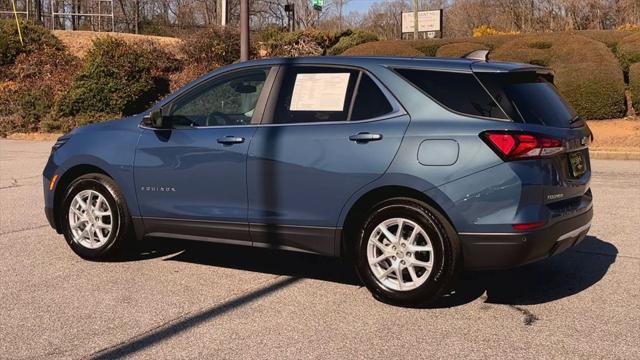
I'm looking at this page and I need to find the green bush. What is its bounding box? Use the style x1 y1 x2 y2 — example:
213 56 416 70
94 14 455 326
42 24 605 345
57 36 173 117
179 26 241 71
413 43 444 56
630 63 640 109
0 47 78 134
341 40 423 56
491 34 626 119
40 112 117 133
528 41 552 49
259 28 348 57
0 19 64 66
328 30 378 55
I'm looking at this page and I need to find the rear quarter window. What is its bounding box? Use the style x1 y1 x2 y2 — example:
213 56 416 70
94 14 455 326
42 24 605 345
394 68 508 120
475 72 579 128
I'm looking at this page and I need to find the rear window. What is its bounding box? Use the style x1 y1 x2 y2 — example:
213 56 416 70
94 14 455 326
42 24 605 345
476 72 579 128
394 68 508 119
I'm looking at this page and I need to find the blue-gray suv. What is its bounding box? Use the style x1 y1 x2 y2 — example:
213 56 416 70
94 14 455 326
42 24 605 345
43 56 593 306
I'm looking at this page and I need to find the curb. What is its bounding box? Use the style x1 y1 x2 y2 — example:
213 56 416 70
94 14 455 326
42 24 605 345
590 151 640 160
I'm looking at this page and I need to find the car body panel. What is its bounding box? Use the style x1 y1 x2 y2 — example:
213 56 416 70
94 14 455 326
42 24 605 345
43 56 593 269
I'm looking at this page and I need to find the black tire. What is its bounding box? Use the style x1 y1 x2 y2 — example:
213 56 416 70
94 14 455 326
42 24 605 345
59 173 133 260
355 197 460 307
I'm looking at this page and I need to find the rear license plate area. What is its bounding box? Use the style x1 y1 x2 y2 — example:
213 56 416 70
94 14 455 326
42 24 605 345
568 151 586 177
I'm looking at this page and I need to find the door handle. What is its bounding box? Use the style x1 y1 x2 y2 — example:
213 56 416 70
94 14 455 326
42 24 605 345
349 132 383 143
217 136 245 145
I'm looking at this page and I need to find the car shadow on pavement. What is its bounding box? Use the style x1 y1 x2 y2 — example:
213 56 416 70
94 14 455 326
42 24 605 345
432 236 618 308
127 235 616 307
131 237 362 286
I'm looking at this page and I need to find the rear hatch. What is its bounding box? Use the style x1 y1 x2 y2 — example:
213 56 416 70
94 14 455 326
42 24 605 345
473 67 592 214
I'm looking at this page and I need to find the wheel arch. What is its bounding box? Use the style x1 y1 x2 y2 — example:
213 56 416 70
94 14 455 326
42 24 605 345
339 185 455 259
52 164 112 232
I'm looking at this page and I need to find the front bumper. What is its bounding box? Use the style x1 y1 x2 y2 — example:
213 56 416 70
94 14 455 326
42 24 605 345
459 206 593 270
44 206 57 230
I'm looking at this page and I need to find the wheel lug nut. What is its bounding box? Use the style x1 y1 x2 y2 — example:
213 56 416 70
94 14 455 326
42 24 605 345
401 260 406 265
407 252 412 257
392 246 396 250
401 243 406 248
392 256 396 260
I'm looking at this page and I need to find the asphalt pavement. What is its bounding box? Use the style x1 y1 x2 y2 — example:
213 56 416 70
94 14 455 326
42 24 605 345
0 139 638 359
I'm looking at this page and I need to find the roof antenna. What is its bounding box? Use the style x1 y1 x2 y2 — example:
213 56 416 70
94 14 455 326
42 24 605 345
463 49 490 61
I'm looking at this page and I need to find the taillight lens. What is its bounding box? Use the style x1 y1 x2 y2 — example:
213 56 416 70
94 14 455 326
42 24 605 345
481 131 564 160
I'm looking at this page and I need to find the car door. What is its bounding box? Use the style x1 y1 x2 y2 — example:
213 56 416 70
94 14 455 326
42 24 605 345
247 65 410 255
134 66 275 244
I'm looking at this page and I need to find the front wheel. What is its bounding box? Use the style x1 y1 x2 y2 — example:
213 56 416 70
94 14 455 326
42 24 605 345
355 198 460 307
60 173 133 260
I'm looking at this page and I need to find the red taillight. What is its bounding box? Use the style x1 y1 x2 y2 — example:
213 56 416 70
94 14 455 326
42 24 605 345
482 131 564 160
512 220 547 231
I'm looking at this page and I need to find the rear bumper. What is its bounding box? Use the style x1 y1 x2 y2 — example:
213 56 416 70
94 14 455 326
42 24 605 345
460 206 593 270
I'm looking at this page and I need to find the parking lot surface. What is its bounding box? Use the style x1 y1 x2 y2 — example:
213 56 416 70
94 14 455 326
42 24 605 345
1 139 638 359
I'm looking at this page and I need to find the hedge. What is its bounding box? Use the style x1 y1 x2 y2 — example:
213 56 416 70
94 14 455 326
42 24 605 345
0 19 64 66
631 63 640 109
436 42 488 58
491 34 626 119
328 30 378 55
578 30 635 48
619 32 640 65
341 40 423 56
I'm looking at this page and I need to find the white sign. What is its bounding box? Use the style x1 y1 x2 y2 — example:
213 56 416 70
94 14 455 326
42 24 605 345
401 10 441 33
290 73 350 111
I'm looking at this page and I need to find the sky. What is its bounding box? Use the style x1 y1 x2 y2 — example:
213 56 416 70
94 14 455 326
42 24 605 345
343 0 379 14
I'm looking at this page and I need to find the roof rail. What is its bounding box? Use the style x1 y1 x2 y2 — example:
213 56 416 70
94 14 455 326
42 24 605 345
463 49 490 61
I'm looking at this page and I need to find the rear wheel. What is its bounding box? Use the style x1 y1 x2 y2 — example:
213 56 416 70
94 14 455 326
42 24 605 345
355 198 460 307
60 173 132 260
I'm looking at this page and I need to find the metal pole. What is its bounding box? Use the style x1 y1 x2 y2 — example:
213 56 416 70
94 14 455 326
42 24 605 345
413 0 418 40
221 0 226 26
240 0 249 61
110 0 114 31
338 0 342 31
440 9 443 38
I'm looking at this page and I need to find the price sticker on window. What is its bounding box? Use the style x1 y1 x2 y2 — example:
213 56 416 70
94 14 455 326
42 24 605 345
290 73 351 111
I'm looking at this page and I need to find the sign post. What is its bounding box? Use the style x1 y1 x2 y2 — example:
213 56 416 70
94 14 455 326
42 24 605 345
401 9 443 39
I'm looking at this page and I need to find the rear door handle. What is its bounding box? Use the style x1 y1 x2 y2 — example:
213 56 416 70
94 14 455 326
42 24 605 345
349 132 383 143
217 136 245 145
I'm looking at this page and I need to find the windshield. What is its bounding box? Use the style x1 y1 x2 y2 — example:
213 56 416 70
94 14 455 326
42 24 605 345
476 72 579 128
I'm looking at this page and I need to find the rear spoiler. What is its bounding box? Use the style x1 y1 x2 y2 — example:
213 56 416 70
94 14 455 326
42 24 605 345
464 50 556 83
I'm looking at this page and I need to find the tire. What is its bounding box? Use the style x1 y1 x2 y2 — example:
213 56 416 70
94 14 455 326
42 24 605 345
355 197 460 307
59 173 133 260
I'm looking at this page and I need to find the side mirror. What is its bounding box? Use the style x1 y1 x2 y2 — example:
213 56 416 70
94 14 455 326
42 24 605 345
142 108 171 129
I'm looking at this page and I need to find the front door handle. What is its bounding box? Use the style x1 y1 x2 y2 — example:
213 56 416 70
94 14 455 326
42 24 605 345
217 136 245 145
349 132 383 143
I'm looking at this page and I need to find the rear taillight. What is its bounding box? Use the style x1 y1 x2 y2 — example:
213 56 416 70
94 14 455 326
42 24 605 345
481 131 564 160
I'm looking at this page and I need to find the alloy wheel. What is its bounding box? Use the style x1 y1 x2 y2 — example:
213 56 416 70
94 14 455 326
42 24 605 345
366 217 434 291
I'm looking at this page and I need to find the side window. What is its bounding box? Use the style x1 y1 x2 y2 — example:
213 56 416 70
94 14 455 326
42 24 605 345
274 67 359 124
170 68 270 128
351 74 394 121
394 68 508 119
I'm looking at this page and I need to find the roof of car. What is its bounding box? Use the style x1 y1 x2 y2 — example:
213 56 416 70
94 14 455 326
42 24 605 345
232 56 544 73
